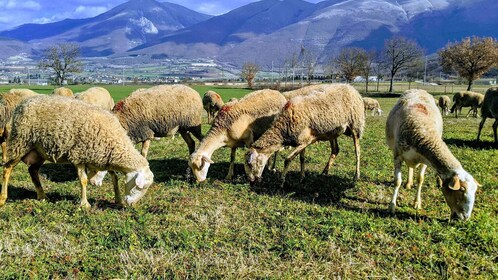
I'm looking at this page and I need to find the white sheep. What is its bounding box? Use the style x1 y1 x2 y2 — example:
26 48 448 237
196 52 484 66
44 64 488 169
245 84 365 186
438 95 451 116
363 97 383 116
476 87 498 143
386 89 479 220
450 91 484 118
75 87 115 110
0 95 154 208
189 89 287 182
0 89 39 162
113 85 203 158
203 90 224 124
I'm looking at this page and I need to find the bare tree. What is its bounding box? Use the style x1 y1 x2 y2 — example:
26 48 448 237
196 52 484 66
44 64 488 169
240 62 260 88
302 49 318 85
287 52 299 87
38 43 82 86
361 50 377 93
406 58 424 89
384 37 423 93
334 47 368 83
439 36 498 91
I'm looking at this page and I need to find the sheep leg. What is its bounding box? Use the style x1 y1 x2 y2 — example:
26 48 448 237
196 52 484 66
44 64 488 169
180 131 196 155
109 171 122 206
0 158 21 206
322 139 339 175
477 117 487 142
352 131 361 180
389 157 403 213
267 151 278 172
493 119 498 144
413 164 427 210
141 140 151 158
28 160 47 201
299 148 306 181
226 147 236 180
1 141 6 164
405 167 414 189
465 107 474 118
76 165 91 209
281 144 308 187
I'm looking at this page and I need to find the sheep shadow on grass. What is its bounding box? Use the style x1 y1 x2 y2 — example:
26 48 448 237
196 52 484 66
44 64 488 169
40 163 78 182
148 158 192 182
444 138 497 150
4 184 77 204
250 171 356 206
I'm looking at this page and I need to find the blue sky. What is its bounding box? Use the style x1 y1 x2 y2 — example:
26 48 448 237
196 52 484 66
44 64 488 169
0 0 323 31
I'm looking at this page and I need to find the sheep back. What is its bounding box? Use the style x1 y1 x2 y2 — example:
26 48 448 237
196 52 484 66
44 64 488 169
481 87 498 118
113 85 202 143
209 89 286 140
0 90 39 130
453 91 484 107
363 97 381 111
75 87 114 110
53 87 74 97
256 84 365 148
8 95 147 171
438 95 451 108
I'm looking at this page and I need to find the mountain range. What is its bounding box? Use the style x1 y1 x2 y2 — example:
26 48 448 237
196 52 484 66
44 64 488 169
0 0 496 66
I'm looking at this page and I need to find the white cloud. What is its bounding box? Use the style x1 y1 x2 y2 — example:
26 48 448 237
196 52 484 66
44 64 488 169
73 5 110 18
4 0 41 10
196 3 228 15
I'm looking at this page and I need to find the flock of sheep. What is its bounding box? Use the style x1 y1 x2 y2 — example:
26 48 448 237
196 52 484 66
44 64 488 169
0 83 495 221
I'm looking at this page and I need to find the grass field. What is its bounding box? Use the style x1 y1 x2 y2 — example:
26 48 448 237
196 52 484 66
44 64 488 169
0 85 496 278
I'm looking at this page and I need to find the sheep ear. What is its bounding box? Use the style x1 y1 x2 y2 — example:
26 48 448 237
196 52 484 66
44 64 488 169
247 152 255 164
135 171 147 189
448 175 461 190
474 179 482 187
436 175 443 188
202 155 214 164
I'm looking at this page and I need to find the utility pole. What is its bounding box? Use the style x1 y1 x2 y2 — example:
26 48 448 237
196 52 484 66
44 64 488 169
423 56 428 84
122 68 125 86
27 67 30 86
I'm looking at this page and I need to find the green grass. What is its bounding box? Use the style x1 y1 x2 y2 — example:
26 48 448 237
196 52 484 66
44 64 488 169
0 85 496 278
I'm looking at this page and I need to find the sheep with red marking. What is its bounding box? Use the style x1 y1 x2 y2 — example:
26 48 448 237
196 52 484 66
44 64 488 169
245 84 365 186
189 89 286 182
386 89 479 220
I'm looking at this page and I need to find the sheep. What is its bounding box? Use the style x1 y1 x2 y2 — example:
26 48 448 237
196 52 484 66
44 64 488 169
245 84 365 186
113 84 203 158
0 95 154 208
189 89 287 182
75 87 114 110
438 95 451 116
203 90 224 124
362 97 383 116
477 87 498 143
0 89 40 162
52 87 74 97
386 89 479 220
450 91 484 118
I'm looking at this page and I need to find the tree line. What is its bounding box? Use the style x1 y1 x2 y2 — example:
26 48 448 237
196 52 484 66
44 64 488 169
241 36 498 92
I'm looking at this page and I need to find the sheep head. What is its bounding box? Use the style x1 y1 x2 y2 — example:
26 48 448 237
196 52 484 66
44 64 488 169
124 167 154 206
244 148 270 185
437 172 480 221
189 153 213 182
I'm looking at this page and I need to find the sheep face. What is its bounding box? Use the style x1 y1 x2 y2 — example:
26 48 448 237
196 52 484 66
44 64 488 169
189 153 213 182
123 167 154 206
244 149 270 184
438 174 479 221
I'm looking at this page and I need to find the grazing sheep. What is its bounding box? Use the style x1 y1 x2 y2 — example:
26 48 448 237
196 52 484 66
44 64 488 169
0 95 154 208
203 90 224 124
477 87 498 143
113 85 203 158
75 87 114 110
450 91 484 118
438 95 451 116
52 87 74 97
228 97 238 103
0 89 39 162
189 89 286 182
386 89 479 220
245 84 365 186
363 97 383 116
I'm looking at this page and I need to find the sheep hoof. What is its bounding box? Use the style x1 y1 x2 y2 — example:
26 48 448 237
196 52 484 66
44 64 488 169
80 201 91 209
388 203 396 213
404 183 413 190
225 174 233 181
0 196 6 207
37 193 48 201
414 201 422 210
